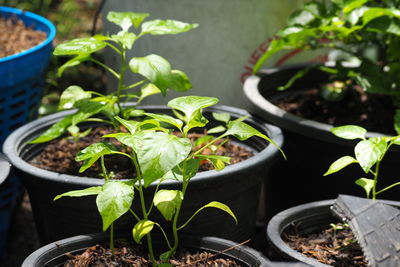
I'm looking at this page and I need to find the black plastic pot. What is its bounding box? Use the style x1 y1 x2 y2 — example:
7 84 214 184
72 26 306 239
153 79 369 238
3 105 283 245
243 65 400 219
266 199 400 266
22 233 271 267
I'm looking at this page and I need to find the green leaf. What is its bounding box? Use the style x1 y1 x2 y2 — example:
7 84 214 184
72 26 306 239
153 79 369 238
132 220 155 244
343 0 368 14
166 70 192 92
331 125 367 140
194 135 214 147
197 201 237 224
29 114 74 143
58 86 91 110
167 96 219 133
54 37 106 56
394 109 400 135
115 116 140 134
75 142 118 172
72 102 107 126
57 54 90 77
141 19 198 35
355 178 375 198
129 55 172 94
163 159 200 182
196 155 231 171
97 180 134 231
132 132 192 187
107 11 149 31
54 186 102 201
111 32 137 49
207 126 226 134
288 10 315 26
144 113 183 130
355 138 387 173
138 83 161 103
324 156 357 176
153 190 183 221
212 112 231 124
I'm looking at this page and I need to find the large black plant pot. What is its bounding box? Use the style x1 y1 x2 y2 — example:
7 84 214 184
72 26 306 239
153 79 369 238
22 234 271 267
266 199 400 266
3 105 283 245
243 65 400 219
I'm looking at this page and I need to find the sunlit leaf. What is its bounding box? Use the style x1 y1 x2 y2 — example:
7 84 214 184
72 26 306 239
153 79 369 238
153 190 183 221
54 186 102 201
58 86 91 110
355 177 375 198
97 180 134 231
132 220 155 244
331 125 367 140
324 156 357 176
75 142 118 172
141 19 198 35
107 11 149 31
355 138 387 173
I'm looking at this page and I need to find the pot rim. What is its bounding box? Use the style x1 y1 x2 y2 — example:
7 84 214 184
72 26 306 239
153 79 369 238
3 104 283 187
22 233 271 267
243 64 392 146
0 6 56 63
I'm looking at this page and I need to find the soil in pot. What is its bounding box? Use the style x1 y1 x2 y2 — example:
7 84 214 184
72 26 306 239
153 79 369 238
271 81 396 135
29 126 254 178
63 239 245 267
283 222 367 267
0 15 47 58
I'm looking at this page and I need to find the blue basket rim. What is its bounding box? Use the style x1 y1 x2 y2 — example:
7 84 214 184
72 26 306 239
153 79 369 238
0 6 56 63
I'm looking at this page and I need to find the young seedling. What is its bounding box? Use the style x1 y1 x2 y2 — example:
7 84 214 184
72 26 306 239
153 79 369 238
30 11 198 144
54 95 284 265
324 125 400 199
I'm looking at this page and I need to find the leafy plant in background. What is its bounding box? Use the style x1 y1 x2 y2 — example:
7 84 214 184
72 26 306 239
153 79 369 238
30 11 198 143
253 0 400 133
324 125 400 199
54 95 283 265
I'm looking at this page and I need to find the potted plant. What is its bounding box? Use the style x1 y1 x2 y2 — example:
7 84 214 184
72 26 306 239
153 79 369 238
3 11 284 246
20 94 280 266
266 125 400 266
243 0 400 217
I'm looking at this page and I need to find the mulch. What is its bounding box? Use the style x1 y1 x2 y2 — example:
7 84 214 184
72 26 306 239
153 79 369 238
283 223 368 266
0 15 47 58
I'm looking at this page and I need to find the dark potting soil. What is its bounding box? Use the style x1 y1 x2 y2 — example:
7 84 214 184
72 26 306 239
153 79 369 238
29 126 253 179
271 84 396 135
283 223 367 267
0 15 47 58
63 240 244 267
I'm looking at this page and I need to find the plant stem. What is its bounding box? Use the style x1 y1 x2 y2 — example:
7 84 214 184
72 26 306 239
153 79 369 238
116 47 126 115
372 160 380 200
90 58 120 79
101 156 109 181
131 153 157 264
110 223 115 255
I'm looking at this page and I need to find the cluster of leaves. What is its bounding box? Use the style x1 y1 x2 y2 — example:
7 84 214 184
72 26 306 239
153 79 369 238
54 95 282 265
324 125 400 199
31 11 198 143
254 0 400 133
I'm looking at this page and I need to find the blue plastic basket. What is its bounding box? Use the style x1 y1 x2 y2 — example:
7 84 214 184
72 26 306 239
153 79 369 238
0 6 56 146
0 6 55 258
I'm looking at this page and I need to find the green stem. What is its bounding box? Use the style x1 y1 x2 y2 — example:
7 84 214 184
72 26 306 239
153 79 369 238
116 48 127 115
131 153 157 264
129 208 141 222
191 135 226 158
376 182 400 196
89 58 120 79
85 118 114 125
146 179 163 217
122 80 146 91
101 156 109 181
372 160 380 200
110 223 115 255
